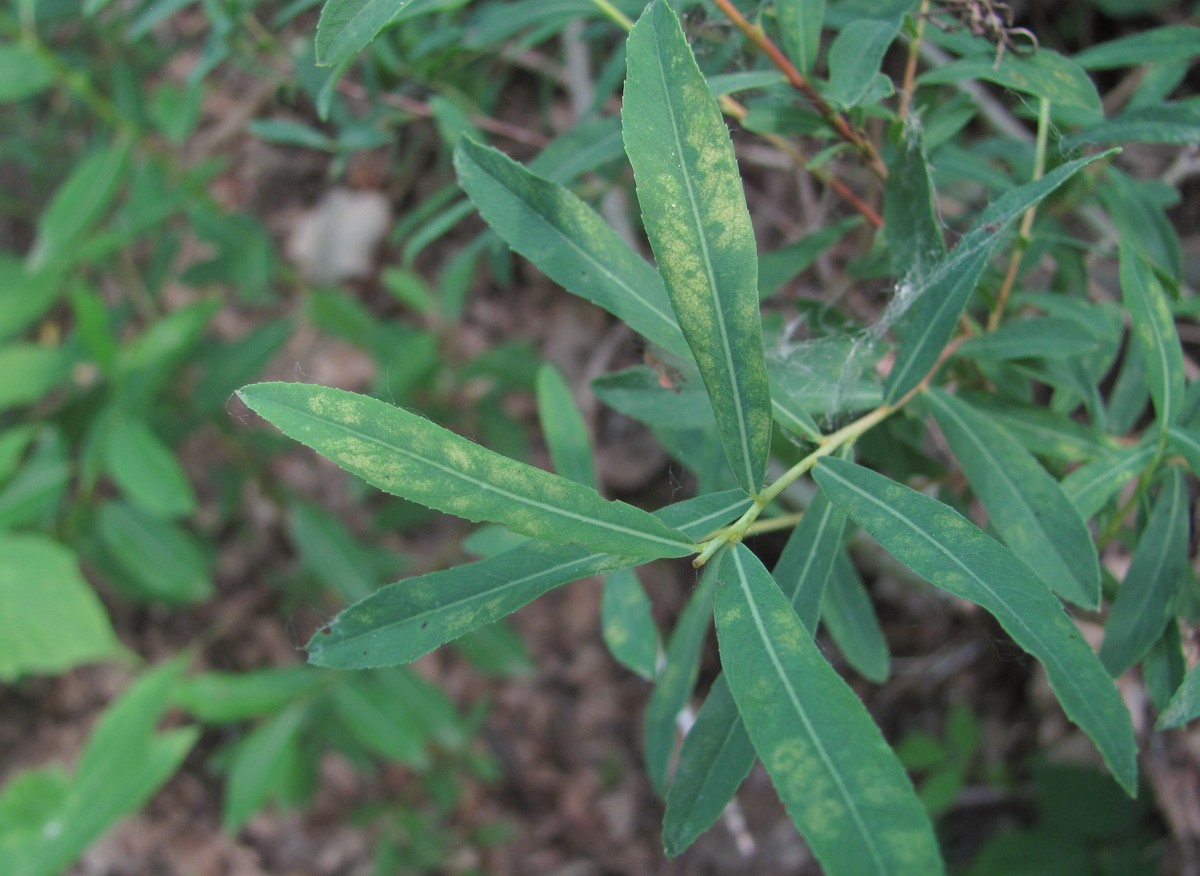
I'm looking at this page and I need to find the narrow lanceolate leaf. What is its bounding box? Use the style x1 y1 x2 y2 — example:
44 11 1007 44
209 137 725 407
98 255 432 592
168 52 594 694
662 674 755 857
306 491 753 669
1167 425 1200 474
238 382 693 560
813 458 1137 795
1158 662 1200 730
926 389 1100 609
1100 468 1190 677
772 489 848 631
883 125 945 286
955 317 1098 362
1121 245 1184 428
645 558 721 795
455 139 690 359
1062 440 1157 520
601 568 659 680
315 0 447 67
823 552 890 684
716 545 943 875
885 151 1116 403
536 363 595 487
624 0 772 495
776 0 825 75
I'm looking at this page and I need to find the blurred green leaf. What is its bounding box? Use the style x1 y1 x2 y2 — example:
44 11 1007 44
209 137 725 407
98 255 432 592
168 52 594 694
0 535 125 680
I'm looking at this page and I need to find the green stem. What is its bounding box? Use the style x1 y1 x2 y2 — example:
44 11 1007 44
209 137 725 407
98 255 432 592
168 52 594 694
693 402 895 566
988 96 1050 330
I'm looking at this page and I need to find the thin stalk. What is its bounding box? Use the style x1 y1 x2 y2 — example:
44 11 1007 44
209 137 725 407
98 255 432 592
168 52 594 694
694 401 895 566
710 0 888 180
899 0 930 121
987 96 1050 330
590 0 633 29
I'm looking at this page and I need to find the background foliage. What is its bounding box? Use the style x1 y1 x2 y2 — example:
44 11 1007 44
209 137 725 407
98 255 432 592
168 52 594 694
1 0 1198 873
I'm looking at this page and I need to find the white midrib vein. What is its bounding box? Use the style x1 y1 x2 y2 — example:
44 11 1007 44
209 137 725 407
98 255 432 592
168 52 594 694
650 19 756 491
730 547 889 874
261 393 694 554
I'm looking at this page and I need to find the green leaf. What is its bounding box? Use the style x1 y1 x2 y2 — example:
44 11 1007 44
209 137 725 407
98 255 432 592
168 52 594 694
306 492 752 669
777 0 825 74
177 667 328 722
925 389 1100 608
645 559 720 795
1073 26 1200 69
102 418 196 518
536 363 595 487
884 151 1114 403
1120 245 1184 428
1100 468 1190 677
94 501 213 604
955 317 1098 361
454 139 689 360
662 675 755 857
3 659 198 876
288 502 395 605
331 671 433 767
812 458 1137 795
0 344 68 414
314 0 449 66
826 16 903 109
238 382 694 559
1167 425 1200 474
222 704 307 832
1068 101 1200 146
715 544 943 875
1062 440 1157 519
623 0 772 495
823 552 890 683
0 535 124 681
0 44 55 102
884 125 945 285
773 490 848 631
26 143 130 273
1157 662 1200 730
918 49 1102 119
601 567 659 680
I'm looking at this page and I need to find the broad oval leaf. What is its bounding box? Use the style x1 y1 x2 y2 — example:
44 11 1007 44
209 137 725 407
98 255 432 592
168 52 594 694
623 0 772 495
1121 245 1184 428
306 491 752 669
455 139 690 359
826 16 904 109
884 151 1116 403
1100 468 1190 677
813 457 1137 795
716 545 944 875
237 382 694 560
925 389 1100 608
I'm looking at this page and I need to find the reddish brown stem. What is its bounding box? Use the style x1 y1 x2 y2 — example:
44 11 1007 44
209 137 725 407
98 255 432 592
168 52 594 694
711 0 888 180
